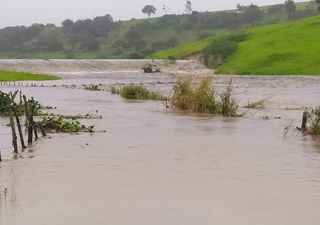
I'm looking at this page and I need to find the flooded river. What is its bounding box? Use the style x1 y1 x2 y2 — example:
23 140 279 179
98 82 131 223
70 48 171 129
0 60 320 225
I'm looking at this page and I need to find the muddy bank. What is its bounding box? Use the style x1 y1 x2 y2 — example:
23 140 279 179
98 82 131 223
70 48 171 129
0 59 211 78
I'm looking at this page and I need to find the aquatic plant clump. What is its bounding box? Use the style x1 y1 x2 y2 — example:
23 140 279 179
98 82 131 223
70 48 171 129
119 84 165 101
38 116 95 133
84 84 101 91
170 76 238 117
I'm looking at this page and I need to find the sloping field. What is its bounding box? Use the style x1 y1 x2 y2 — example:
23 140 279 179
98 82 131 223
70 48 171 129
219 16 320 75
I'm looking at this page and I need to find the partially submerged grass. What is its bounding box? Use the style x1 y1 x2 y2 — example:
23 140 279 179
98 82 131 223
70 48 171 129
0 70 59 81
309 107 320 136
245 98 267 109
112 84 165 101
110 85 120 94
84 84 101 91
170 76 238 116
39 116 95 133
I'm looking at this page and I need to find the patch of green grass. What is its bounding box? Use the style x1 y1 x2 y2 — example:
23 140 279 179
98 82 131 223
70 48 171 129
218 16 320 75
119 84 165 101
149 36 216 59
0 70 59 81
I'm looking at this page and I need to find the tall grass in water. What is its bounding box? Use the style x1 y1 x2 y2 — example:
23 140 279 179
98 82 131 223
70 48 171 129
119 84 165 101
170 76 238 116
309 107 320 136
220 80 237 117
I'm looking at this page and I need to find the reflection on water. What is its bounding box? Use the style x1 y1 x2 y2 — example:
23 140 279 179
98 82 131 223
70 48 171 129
0 61 320 225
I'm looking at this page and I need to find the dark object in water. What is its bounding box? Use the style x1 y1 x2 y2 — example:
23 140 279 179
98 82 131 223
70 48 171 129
142 63 161 73
301 111 308 133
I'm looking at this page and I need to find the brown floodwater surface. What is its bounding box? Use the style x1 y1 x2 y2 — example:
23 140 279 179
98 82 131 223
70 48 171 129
0 60 320 225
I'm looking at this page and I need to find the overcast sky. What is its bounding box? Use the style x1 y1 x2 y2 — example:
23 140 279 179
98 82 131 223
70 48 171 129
1 0 306 27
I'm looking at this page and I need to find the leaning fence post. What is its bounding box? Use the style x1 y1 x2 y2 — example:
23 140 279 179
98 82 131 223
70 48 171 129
10 91 27 150
9 112 18 155
31 104 38 141
23 95 33 145
301 111 308 133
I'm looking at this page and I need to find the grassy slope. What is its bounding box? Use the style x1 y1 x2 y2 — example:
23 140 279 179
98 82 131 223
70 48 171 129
148 36 216 59
219 16 320 75
0 70 59 81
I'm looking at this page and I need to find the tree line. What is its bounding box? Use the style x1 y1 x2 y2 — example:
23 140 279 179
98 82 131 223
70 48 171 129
0 0 318 59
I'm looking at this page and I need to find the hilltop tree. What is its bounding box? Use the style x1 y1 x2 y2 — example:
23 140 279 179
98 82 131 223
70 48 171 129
142 5 156 19
236 3 246 11
285 0 296 19
243 4 263 26
61 19 74 33
185 1 192 14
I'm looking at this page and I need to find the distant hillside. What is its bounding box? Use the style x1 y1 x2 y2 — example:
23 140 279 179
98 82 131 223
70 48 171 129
0 1 317 59
218 16 320 75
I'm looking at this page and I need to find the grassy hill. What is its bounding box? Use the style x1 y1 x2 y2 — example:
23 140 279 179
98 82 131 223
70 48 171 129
148 36 216 59
218 16 320 75
0 1 317 59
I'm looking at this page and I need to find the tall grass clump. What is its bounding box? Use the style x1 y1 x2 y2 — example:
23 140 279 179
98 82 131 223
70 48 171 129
220 80 238 117
119 84 165 101
309 107 320 136
170 76 238 116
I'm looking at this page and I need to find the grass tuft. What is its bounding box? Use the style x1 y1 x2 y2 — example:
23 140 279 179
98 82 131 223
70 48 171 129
118 84 165 101
309 107 320 136
170 76 238 116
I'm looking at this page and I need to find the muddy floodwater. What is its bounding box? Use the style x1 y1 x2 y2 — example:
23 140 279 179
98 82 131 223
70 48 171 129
0 60 320 225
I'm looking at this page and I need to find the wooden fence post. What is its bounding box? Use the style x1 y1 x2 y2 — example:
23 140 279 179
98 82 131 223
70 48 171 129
10 112 18 155
23 95 33 145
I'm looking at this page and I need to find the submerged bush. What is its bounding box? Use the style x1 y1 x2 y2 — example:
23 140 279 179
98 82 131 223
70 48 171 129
39 116 95 133
170 76 238 116
119 84 165 101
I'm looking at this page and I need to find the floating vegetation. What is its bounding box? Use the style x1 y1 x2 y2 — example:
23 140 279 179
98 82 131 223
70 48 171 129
84 84 101 91
110 85 120 95
38 116 95 133
170 76 238 117
54 111 102 120
245 98 267 109
112 84 165 101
